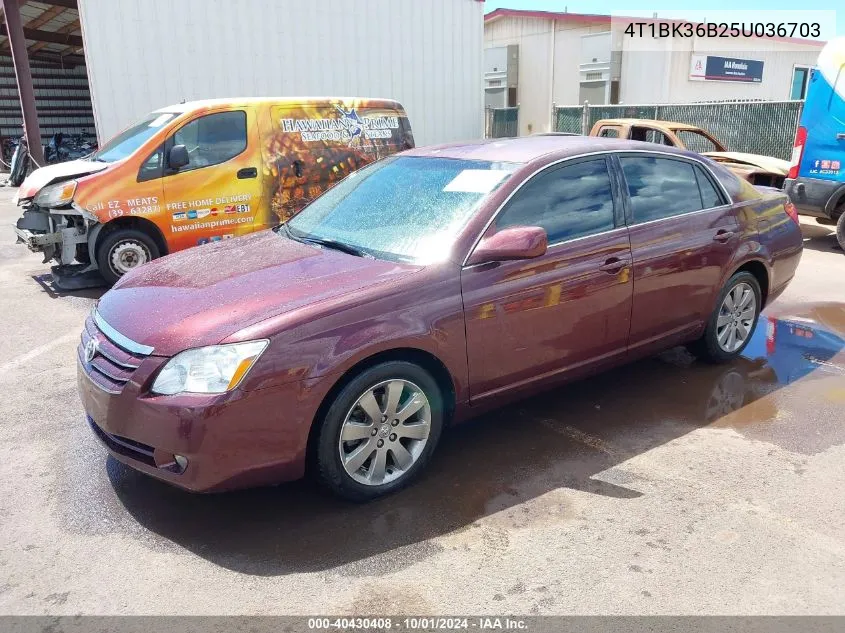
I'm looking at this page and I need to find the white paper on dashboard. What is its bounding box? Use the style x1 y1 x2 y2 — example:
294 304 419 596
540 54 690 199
443 169 510 194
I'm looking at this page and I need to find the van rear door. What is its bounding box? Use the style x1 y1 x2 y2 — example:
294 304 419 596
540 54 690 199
263 100 410 222
160 107 265 252
798 56 845 183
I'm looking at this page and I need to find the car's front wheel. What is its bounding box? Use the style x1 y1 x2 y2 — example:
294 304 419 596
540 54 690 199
690 271 761 363
315 361 443 501
836 211 845 251
97 229 160 285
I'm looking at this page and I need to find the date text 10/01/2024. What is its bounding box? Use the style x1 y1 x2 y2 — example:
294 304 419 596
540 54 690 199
624 21 820 38
307 617 528 630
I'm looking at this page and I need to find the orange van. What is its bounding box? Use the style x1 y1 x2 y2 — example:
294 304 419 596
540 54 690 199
13 97 414 286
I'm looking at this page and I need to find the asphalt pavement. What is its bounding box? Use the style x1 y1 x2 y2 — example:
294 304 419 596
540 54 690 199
1 184 844 615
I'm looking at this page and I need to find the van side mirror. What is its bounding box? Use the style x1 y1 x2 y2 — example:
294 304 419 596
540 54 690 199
466 226 548 266
168 144 190 170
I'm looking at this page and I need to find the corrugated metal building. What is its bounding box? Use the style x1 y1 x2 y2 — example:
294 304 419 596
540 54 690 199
484 9 824 137
0 0 94 164
1 0 484 165
78 0 484 146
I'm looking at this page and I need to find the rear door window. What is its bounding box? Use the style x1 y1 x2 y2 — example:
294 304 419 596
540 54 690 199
598 126 620 138
171 110 247 171
496 158 616 243
694 166 726 208
620 155 708 223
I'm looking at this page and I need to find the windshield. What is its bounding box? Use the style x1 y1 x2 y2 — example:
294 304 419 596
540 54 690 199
91 112 178 163
286 156 519 263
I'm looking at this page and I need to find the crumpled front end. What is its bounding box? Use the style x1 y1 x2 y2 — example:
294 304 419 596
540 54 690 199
14 200 99 266
12 160 110 270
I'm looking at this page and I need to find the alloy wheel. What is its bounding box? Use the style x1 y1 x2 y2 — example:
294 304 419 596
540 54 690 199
716 282 756 353
338 379 432 486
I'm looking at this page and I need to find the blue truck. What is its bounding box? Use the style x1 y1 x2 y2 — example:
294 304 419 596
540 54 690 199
784 37 845 250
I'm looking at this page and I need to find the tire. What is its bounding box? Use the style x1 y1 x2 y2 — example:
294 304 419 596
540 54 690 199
9 145 28 186
816 217 836 226
96 229 160 285
315 361 444 501
689 271 762 364
837 212 845 252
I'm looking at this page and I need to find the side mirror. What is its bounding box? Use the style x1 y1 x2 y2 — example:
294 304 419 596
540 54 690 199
466 225 548 266
168 144 190 170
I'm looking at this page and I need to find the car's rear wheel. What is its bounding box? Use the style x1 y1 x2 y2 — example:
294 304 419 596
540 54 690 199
690 271 761 363
96 229 159 285
315 361 443 501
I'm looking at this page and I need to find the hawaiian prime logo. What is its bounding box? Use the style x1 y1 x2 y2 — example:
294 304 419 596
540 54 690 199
281 106 399 143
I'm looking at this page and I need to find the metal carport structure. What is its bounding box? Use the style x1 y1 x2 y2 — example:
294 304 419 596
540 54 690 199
1 0 90 166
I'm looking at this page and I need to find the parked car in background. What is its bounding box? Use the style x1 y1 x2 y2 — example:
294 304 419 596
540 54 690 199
77 136 802 501
589 119 790 188
13 97 414 285
784 37 845 251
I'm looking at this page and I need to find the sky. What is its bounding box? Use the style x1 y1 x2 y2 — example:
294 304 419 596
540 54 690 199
483 1 842 41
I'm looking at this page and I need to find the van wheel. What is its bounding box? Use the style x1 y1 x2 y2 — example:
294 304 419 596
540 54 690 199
315 361 443 501
97 229 159 285
689 272 761 364
836 212 845 251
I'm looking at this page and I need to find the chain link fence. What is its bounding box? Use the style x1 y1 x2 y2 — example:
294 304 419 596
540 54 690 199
484 106 519 138
552 100 803 160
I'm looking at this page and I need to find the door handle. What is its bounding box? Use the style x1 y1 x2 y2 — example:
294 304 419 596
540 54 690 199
237 167 258 179
713 230 735 242
598 257 630 273
836 133 845 140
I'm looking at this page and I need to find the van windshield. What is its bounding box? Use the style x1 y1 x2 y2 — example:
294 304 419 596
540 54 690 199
91 112 178 163
285 156 519 264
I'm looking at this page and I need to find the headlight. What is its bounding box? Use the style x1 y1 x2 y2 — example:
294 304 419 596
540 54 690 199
151 340 269 395
34 180 77 207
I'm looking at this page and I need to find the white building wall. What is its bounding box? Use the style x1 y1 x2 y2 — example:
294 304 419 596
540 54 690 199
78 0 484 146
485 14 823 130
658 39 820 102
551 22 614 106
484 16 554 136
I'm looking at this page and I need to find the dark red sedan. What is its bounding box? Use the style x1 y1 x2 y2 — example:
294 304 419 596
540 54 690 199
77 136 803 500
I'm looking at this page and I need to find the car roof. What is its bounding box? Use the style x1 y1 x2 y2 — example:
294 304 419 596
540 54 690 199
402 135 700 164
595 118 703 131
153 97 404 113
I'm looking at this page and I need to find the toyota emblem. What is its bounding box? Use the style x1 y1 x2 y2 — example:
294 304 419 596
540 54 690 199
84 339 99 363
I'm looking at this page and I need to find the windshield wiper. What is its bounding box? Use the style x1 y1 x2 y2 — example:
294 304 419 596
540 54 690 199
277 222 302 241
278 223 371 258
301 236 372 258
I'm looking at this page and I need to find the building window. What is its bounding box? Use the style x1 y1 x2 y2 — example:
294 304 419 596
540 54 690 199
790 66 811 100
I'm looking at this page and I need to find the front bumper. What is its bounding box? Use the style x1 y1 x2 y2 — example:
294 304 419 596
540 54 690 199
14 204 93 265
78 359 320 492
76 313 327 492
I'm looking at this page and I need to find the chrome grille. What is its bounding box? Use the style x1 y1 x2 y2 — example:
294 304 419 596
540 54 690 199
78 311 151 394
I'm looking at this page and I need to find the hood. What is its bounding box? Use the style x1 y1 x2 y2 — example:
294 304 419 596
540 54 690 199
96 230 420 356
702 152 790 175
16 159 109 201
